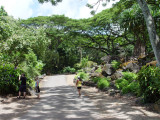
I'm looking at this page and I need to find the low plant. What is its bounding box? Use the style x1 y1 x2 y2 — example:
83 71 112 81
80 57 89 68
95 66 102 73
0 63 20 94
76 71 89 81
116 78 129 90
122 72 137 83
74 57 97 70
92 77 101 84
137 66 160 103
115 72 139 95
97 77 110 90
122 82 140 94
62 66 76 74
111 60 121 70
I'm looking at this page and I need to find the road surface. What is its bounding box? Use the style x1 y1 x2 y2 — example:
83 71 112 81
12 75 104 120
1 75 160 120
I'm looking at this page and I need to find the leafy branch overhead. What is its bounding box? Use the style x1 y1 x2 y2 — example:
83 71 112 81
38 0 62 5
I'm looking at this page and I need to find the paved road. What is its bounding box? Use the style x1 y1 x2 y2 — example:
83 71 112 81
6 75 160 120
12 75 103 120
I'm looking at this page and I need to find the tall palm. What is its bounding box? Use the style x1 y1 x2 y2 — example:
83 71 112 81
119 4 148 57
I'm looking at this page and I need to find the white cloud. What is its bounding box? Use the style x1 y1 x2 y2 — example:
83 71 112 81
0 0 119 19
74 0 119 19
36 0 119 19
36 0 86 19
0 0 34 19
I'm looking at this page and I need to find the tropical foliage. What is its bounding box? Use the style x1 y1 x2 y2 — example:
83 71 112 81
0 0 160 104
115 72 139 95
137 66 160 103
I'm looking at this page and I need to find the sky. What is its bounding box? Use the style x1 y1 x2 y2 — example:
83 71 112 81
0 0 119 20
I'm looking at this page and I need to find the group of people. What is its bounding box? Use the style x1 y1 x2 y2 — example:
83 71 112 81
17 74 83 99
17 74 40 99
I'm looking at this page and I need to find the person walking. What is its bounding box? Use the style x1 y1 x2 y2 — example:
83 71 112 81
35 76 40 99
17 74 26 99
76 76 83 97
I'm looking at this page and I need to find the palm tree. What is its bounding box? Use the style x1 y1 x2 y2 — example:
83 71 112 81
119 4 148 57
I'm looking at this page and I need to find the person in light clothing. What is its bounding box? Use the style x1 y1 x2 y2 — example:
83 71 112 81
76 76 83 97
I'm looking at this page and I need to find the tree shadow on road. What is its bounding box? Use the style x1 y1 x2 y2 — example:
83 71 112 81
82 86 160 120
1 85 160 120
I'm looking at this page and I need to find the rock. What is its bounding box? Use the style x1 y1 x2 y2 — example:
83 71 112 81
135 97 144 105
38 74 46 79
109 82 115 87
7 94 13 97
138 52 155 66
102 87 109 91
122 61 140 73
89 73 100 77
101 55 111 64
111 70 123 80
84 67 92 73
102 64 114 77
101 55 121 64
109 92 115 96
153 104 160 113
91 67 96 73
115 90 121 93
83 81 96 87
146 61 157 66
107 89 116 96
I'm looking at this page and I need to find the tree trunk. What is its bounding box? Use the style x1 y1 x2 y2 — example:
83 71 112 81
133 38 145 57
137 0 160 65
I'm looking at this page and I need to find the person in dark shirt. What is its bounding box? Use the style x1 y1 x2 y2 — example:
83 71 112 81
17 74 26 99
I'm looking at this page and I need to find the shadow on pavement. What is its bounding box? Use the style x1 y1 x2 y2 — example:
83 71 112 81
10 85 107 120
1 82 160 120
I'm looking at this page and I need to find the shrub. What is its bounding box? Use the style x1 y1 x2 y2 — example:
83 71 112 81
0 63 20 94
62 66 76 74
74 57 97 70
115 72 139 95
97 77 110 90
77 69 83 73
76 72 89 81
137 66 160 103
116 78 129 89
87 61 97 68
92 77 101 83
19 51 44 80
122 72 137 83
74 63 81 70
122 82 140 94
95 66 102 73
111 60 121 70
81 57 89 68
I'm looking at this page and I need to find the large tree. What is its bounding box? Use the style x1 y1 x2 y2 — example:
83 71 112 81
37 0 160 65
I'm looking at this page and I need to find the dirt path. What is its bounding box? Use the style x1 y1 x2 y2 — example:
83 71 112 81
0 74 160 120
